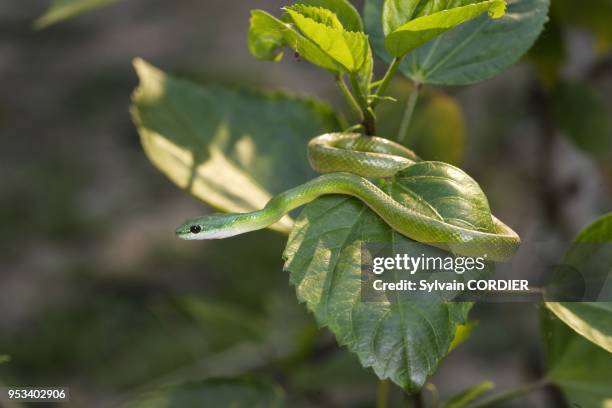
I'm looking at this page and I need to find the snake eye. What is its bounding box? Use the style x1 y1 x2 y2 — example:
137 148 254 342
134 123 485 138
190 225 202 234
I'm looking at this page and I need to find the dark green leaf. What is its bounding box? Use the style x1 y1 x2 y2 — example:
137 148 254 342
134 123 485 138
283 161 497 390
441 380 494 408
551 81 611 158
546 213 612 353
131 59 341 234
365 0 549 85
34 0 122 29
125 378 285 408
542 310 612 407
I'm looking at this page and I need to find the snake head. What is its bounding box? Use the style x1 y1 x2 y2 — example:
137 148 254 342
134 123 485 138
176 213 248 240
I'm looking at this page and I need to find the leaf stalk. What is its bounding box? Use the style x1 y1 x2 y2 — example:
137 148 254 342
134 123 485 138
372 57 403 109
377 379 390 408
336 75 363 120
397 81 422 144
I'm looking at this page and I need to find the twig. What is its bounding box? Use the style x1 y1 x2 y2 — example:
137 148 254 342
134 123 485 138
469 378 552 408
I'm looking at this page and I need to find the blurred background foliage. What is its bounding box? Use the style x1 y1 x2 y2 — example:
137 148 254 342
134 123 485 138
0 0 611 407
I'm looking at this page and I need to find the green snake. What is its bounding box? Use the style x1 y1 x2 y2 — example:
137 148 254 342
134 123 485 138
176 133 520 262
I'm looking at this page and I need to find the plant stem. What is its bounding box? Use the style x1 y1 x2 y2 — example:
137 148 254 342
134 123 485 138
409 389 425 408
470 379 552 408
377 379 390 408
372 57 402 109
336 75 363 120
350 74 376 135
397 81 422 144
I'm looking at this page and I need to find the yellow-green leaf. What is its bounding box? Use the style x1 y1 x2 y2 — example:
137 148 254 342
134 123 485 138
385 0 506 57
297 0 364 31
248 10 341 72
285 6 369 73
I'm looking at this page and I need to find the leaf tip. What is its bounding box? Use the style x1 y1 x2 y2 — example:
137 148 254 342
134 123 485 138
132 57 154 81
489 0 507 19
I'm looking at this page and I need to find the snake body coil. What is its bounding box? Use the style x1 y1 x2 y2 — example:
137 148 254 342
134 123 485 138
176 133 520 262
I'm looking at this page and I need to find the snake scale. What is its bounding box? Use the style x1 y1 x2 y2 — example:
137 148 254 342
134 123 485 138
176 133 520 262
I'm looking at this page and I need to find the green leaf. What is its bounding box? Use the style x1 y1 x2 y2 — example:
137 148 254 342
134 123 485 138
296 0 364 31
356 46 375 98
248 10 342 72
551 81 611 158
441 380 495 408
130 59 341 234
288 5 345 29
546 213 612 353
34 0 122 29
542 309 612 407
546 303 612 354
365 0 549 85
249 3 370 76
382 0 504 35
384 1 506 57
0 355 10 364
125 378 285 408
284 5 369 73
283 161 497 390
